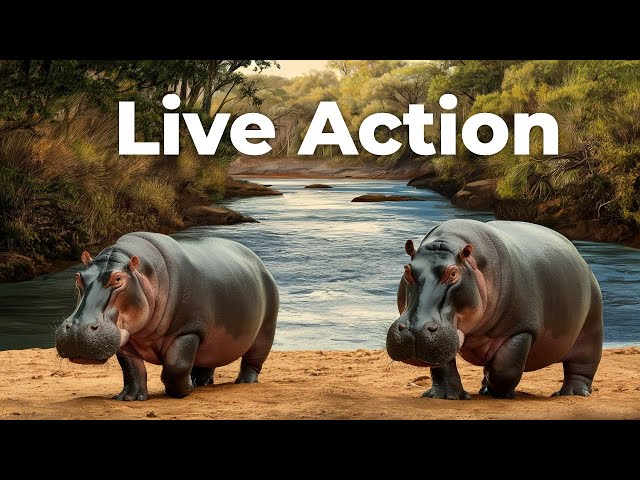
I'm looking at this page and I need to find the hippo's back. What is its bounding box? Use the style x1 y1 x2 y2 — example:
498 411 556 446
487 220 581 263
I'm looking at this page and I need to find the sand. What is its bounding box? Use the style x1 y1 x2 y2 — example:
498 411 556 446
0 347 638 420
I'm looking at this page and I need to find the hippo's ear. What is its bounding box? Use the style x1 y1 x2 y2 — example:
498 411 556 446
128 256 140 271
81 251 93 266
460 244 474 260
405 240 416 258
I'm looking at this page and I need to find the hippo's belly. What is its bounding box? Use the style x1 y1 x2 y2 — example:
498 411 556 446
524 327 582 371
194 325 259 368
460 317 585 371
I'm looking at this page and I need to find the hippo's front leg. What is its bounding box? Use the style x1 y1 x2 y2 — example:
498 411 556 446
423 358 470 400
480 332 532 399
161 334 200 398
115 349 148 401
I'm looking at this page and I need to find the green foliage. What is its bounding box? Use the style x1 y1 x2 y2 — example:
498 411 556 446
0 59 264 260
238 59 640 232
477 60 640 226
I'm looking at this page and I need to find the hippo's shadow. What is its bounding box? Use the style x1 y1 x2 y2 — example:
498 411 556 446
146 381 247 401
468 391 555 401
63 381 246 404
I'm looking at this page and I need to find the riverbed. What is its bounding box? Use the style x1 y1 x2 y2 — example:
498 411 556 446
0 178 638 350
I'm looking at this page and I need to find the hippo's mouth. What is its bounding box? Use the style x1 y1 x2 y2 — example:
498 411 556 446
69 356 109 365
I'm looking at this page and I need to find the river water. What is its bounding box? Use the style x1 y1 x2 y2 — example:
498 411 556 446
1 178 638 351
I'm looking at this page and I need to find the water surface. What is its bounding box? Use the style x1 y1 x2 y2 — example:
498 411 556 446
0 178 638 350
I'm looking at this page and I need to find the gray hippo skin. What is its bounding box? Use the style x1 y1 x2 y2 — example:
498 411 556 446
55 232 279 400
386 219 603 399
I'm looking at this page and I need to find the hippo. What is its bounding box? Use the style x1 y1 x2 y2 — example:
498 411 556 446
386 219 603 399
55 232 279 400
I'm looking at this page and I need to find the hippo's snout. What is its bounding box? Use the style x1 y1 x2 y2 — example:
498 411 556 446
386 316 459 367
387 318 418 363
55 316 121 364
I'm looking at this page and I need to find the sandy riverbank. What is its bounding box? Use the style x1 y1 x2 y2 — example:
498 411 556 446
1 347 638 419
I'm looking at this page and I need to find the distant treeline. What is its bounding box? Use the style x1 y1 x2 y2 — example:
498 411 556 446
228 60 640 233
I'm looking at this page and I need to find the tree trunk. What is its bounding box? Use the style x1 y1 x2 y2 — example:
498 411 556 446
187 84 202 109
201 60 219 115
212 81 238 117
179 76 187 101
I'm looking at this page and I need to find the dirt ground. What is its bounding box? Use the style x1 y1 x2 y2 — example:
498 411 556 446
0 347 638 420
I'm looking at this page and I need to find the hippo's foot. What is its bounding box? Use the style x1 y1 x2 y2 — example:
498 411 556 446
422 385 471 400
162 365 195 398
114 386 148 402
190 366 214 387
421 360 469 400
551 382 591 397
165 382 194 399
552 368 594 397
479 385 516 399
235 364 259 384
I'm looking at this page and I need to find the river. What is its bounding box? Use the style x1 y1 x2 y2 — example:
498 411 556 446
0 178 638 351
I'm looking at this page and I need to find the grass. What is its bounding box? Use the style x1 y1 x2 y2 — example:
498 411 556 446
0 111 232 264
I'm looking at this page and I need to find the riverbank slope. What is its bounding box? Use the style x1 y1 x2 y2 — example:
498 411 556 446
0 178 281 282
1 347 638 419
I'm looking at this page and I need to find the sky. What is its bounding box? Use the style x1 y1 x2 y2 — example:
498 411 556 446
270 60 329 78
248 60 330 78
251 60 423 78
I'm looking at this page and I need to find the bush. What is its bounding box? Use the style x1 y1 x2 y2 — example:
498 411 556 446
0 111 232 260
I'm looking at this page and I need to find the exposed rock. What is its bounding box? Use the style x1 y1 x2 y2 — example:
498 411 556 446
494 198 640 247
0 252 36 282
407 171 463 198
224 178 282 198
352 194 428 202
304 184 333 189
451 179 498 210
183 206 257 227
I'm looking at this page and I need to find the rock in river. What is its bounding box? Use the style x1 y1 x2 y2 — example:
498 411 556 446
225 179 282 198
451 179 498 210
304 184 333 189
183 206 257 226
0 252 36 282
352 194 428 202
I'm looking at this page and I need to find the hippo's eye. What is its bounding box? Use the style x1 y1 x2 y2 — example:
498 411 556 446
441 265 460 284
112 273 124 287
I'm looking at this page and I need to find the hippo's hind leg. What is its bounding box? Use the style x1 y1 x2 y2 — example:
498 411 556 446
236 297 278 384
191 366 214 387
553 279 603 397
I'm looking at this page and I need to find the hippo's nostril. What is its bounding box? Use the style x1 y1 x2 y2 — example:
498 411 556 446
90 324 99 331
65 323 71 331
427 324 438 333
398 323 406 331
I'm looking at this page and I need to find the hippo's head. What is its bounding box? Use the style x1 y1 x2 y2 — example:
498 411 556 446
386 238 487 367
55 249 152 364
